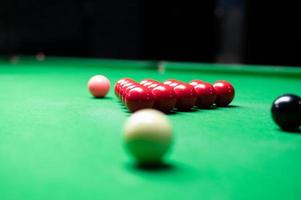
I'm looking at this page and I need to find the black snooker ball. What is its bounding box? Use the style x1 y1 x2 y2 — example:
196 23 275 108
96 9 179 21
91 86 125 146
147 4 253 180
271 94 301 131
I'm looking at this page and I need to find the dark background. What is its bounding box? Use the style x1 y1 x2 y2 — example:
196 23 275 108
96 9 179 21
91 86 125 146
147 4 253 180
0 0 300 66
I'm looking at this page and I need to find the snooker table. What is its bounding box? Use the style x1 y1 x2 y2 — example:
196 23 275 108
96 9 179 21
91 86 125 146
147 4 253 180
0 57 301 200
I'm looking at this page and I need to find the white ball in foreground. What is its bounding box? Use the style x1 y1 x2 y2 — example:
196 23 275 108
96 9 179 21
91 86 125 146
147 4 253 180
123 109 173 164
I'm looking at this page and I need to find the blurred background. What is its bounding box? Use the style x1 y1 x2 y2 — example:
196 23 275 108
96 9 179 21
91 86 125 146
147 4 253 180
0 0 300 66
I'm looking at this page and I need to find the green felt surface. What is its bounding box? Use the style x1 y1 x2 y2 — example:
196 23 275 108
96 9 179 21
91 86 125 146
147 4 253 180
1 57 301 200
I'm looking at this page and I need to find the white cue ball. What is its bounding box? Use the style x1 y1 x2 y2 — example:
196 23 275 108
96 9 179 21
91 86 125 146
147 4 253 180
123 109 173 164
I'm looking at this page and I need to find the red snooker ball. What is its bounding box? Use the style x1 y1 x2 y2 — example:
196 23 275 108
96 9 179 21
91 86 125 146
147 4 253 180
117 79 133 98
213 80 235 106
141 79 176 112
190 81 216 108
125 87 154 112
189 80 204 87
147 82 161 90
163 79 179 86
140 79 156 86
141 79 161 88
120 82 135 100
122 84 139 103
151 85 177 113
173 83 197 110
115 78 131 98
144 81 156 88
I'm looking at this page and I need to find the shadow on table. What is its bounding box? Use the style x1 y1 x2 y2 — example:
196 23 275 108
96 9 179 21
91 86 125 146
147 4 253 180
121 104 241 116
219 105 240 108
90 96 114 100
125 161 176 172
136 162 175 171
278 128 301 135
124 161 201 182
196 105 218 110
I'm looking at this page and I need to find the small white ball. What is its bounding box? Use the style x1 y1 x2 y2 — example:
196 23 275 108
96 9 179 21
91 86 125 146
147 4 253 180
123 109 173 164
